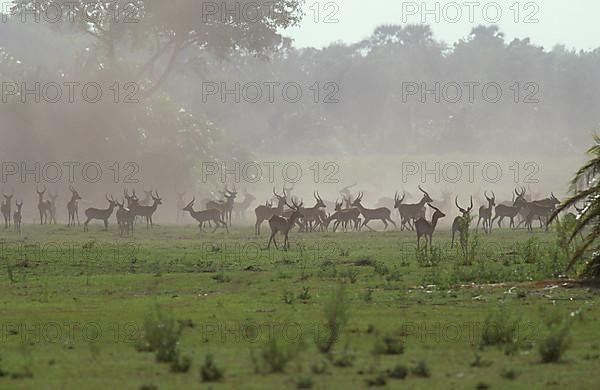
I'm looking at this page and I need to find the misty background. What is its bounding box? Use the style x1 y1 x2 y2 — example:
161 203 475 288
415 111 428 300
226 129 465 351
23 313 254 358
0 1 597 222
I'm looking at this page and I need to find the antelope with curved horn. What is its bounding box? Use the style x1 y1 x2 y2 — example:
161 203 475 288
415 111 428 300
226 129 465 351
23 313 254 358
13 200 23 234
328 199 361 232
284 192 326 232
206 185 237 227
37 185 52 225
1 188 14 229
83 195 117 232
513 188 556 232
267 198 304 251
183 197 229 233
66 185 81 226
451 196 473 251
491 189 523 229
124 188 140 233
476 191 495 234
394 186 433 231
254 187 287 235
352 193 397 231
133 191 162 228
416 203 446 251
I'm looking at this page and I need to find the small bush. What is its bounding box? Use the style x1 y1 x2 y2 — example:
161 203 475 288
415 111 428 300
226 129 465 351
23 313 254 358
388 364 408 379
539 312 572 363
310 359 330 375
339 268 359 284
317 284 349 354
365 372 387 387
170 355 191 373
296 376 314 389
298 286 311 301
251 335 305 373
500 368 518 380
373 334 404 355
136 307 183 363
283 289 295 304
200 354 224 382
412 361 430 378
332 344 355 367
480 308 520 351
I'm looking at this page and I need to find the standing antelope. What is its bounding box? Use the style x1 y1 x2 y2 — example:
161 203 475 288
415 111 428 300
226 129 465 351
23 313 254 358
115 199 132 237
1 189 13 228
451 196 473 251
133 191 162 228
476 191 495 234
284 192 326 232
13 201 22 235
254 188 287 235
267 199 303 251
394 186 433 231
513 189 556 232
124 188 140 233
48 192 58 224
416 204 446 251
491 190 522 229
352 193 397 231
83 195 117 232
183 197 229 233
37 186 52 225
66 186 81 226
329 199 361 232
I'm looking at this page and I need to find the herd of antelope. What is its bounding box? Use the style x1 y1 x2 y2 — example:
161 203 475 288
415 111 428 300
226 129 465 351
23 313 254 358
0 184 569 251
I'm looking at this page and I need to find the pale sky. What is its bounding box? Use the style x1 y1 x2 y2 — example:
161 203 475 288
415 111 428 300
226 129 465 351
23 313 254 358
285 0 600 51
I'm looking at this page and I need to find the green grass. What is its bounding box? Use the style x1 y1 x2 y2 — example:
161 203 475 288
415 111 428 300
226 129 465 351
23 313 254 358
0 223 599 389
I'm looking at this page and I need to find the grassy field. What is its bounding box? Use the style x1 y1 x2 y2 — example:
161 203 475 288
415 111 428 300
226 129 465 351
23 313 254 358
1 222 599 389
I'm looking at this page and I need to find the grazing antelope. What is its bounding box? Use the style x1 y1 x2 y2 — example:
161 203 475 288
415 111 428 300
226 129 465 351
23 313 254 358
416 204 446 251
267 199 303 251
13 201 22 234
476 192 495 234
254 188 287 235
37 186 52 225
491 190 522 229
115 199 133 237
183 197 229 233
1 189 13 228
233 188 256 220
66 186 81 226
352 193 397 231
48 192 58 224
451 196 473 251
394 186 433 231
83 195 117 232
133 191 162 228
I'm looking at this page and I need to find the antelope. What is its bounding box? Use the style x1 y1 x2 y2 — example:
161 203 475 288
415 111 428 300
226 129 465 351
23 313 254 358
83 195 117 232
254 188 287 235
330 200 361 232
124 188 140 233
1 189 13 228
183 197 229 233
267 199 303 251
416 204 446 251
491 190 522 229
13 201 22 234
48 192 58 224
513 189 556 232
233 188 256 220
37 186 52 225
284 192 326 232
206 185 238 226
394 186 433 231
352 193 397 231
476 191 495 234
133 191 162 228
115 199 132 237
66 185 81 226
451 196 473 251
